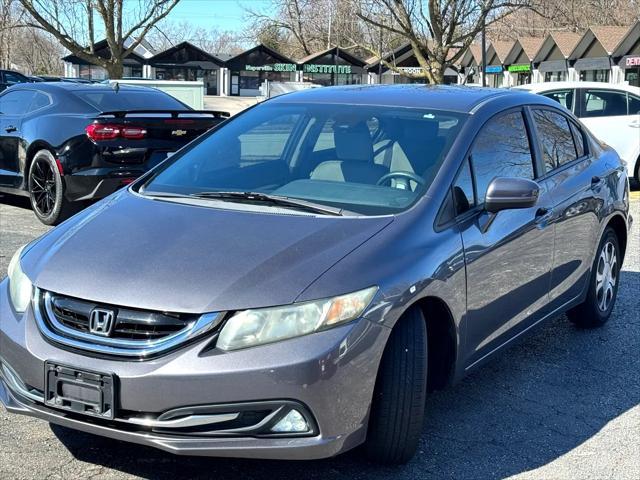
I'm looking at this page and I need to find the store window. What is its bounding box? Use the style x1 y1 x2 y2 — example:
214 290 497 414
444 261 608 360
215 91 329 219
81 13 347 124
579 69 609 82
625 68 639 87
544 71 567 82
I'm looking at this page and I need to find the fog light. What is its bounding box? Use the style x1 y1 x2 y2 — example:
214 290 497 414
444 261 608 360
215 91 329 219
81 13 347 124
271 409 309 433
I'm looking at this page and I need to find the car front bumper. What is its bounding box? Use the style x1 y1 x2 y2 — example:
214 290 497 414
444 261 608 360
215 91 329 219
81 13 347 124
0 279 390 459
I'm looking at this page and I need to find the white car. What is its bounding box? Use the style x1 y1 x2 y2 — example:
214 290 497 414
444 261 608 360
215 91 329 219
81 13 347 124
515 82 640 184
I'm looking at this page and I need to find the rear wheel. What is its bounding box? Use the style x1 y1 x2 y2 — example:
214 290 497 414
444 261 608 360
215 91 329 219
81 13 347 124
28 150 75 225
364 307 427 464
568 228 620 328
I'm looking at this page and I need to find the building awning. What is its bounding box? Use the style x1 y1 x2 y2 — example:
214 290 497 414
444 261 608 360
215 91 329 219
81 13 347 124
537 59 568 72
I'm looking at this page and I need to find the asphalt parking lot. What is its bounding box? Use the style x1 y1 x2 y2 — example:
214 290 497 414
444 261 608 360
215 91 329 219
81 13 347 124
0 191 638 480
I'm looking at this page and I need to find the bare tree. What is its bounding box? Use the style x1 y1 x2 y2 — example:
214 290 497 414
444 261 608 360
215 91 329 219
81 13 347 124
148 19 245 54
355 0 533 83
19 0 181 78
491 0 640 38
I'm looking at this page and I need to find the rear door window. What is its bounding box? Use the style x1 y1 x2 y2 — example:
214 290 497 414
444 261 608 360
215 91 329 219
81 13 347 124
629 94 640 115
540 89 574 111
471 111 534 204
582 89 628 117
0 90 36 115
533 109 578 171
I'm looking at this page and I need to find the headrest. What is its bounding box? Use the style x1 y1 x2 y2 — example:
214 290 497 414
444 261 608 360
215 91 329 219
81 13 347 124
333 122 373 162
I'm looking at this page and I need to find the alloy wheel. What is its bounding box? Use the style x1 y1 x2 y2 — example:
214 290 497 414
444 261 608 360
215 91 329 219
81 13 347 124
30 157 57 217
595 241 617 312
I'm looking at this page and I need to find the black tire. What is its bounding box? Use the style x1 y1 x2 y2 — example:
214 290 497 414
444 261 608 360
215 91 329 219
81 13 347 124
28 150 75 225
364 307 428 464
567 227 621 328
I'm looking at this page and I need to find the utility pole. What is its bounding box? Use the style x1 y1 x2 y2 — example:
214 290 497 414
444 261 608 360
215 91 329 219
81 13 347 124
481 15 487 87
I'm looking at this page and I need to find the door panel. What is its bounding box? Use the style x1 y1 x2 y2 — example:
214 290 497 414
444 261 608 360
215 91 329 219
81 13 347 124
0 90 35 186
544 159 601 308
460 185 555 366
459 110 555 367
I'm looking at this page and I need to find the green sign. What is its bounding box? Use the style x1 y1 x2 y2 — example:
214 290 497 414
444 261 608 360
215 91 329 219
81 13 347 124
303 64 352 74
245 63 296 72
508 64 531 72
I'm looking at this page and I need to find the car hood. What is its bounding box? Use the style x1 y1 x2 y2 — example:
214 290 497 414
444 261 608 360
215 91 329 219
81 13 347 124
22 190 393 313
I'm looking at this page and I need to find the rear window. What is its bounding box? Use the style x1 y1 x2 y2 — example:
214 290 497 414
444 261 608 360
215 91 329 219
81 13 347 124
72 89 187 112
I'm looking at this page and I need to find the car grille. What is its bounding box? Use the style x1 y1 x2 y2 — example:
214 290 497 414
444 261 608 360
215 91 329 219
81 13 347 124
34 289 223 358
49 294 195 340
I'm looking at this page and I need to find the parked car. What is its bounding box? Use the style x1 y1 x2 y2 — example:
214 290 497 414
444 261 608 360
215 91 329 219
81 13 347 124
0 85 630 464
515 82 640 184
0 69 31 92
0 82 229 224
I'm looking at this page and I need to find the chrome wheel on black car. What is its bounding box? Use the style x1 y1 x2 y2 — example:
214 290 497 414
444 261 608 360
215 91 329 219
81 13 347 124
28 150 74 226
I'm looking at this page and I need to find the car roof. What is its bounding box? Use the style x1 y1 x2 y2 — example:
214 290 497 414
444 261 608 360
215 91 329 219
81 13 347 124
14 82 165 94
515 81 640 95
268 84 538 113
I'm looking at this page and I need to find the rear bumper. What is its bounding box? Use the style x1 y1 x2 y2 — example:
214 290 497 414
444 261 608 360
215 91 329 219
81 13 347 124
63 167 145 202
0 279 389 459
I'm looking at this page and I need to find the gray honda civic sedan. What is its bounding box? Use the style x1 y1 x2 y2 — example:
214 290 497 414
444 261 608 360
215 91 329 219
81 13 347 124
0 85 632 464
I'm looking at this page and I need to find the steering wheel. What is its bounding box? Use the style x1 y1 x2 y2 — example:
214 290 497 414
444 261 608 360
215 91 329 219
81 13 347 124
376 171 426 188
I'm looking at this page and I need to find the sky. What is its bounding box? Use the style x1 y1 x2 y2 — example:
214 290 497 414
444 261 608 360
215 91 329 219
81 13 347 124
166 0 271 31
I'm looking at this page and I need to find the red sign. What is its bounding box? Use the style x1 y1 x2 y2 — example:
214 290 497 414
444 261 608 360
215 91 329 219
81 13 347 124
627 56 640 67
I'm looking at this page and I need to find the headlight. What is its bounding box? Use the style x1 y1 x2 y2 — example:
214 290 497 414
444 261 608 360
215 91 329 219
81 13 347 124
7 245 33 313
216 286 378 351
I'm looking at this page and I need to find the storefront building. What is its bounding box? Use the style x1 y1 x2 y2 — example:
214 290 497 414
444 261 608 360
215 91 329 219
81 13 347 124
299 47 366 86
62 38 153 80
368 43 459 85
569 26 628 82
504 37 543 85
459 44 483 84
484 41 512 88
533 32 580 82
225 44 296 96
612 21 640 87
147 42 224 95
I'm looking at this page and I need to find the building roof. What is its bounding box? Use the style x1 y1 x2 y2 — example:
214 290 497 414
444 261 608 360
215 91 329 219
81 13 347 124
225 43 296 71
570 26 630 58
533 32 581 62
487 40 514 63
612 21 640 57
504 37 544 64
298 46 366 67
148 41 224 67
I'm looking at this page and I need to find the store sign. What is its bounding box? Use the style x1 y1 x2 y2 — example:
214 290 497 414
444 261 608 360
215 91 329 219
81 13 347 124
626 56 640 67
303 64 352 74
245 63 296 72
392 67 424 75
508 64 531 72
484 65 503 73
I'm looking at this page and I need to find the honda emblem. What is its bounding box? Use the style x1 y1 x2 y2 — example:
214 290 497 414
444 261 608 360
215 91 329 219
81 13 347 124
89 308 115 337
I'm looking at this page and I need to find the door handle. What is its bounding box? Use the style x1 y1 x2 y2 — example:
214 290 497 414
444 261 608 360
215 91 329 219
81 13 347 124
629 120 640 128
4 125 17 133
591 176 603 189
534 207 553 225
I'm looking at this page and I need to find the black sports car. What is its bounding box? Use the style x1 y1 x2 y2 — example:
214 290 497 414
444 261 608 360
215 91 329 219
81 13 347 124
0 82 229 224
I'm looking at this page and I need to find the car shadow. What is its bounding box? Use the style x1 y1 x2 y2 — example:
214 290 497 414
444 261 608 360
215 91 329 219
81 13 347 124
0 194 31 210
50 269 640 480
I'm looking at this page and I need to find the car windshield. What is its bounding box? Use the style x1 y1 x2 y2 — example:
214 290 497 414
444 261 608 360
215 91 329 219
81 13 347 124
72 89 188 111
141 102 466 216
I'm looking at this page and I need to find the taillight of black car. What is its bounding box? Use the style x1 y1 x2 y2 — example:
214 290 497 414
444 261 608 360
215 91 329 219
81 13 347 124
86 123 147 141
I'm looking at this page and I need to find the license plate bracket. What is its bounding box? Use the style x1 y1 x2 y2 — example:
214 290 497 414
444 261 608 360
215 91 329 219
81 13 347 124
44 362 115 420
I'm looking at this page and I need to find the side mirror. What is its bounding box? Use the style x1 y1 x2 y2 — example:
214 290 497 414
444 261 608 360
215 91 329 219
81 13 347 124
485 177 540 213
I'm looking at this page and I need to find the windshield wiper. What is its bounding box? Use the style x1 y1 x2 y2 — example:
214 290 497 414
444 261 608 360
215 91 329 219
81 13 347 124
189 191 345 216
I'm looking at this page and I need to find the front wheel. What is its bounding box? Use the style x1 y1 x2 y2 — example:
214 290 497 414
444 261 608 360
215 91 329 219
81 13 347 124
567 227 621 328
364 307 428 464
28 150 75 225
